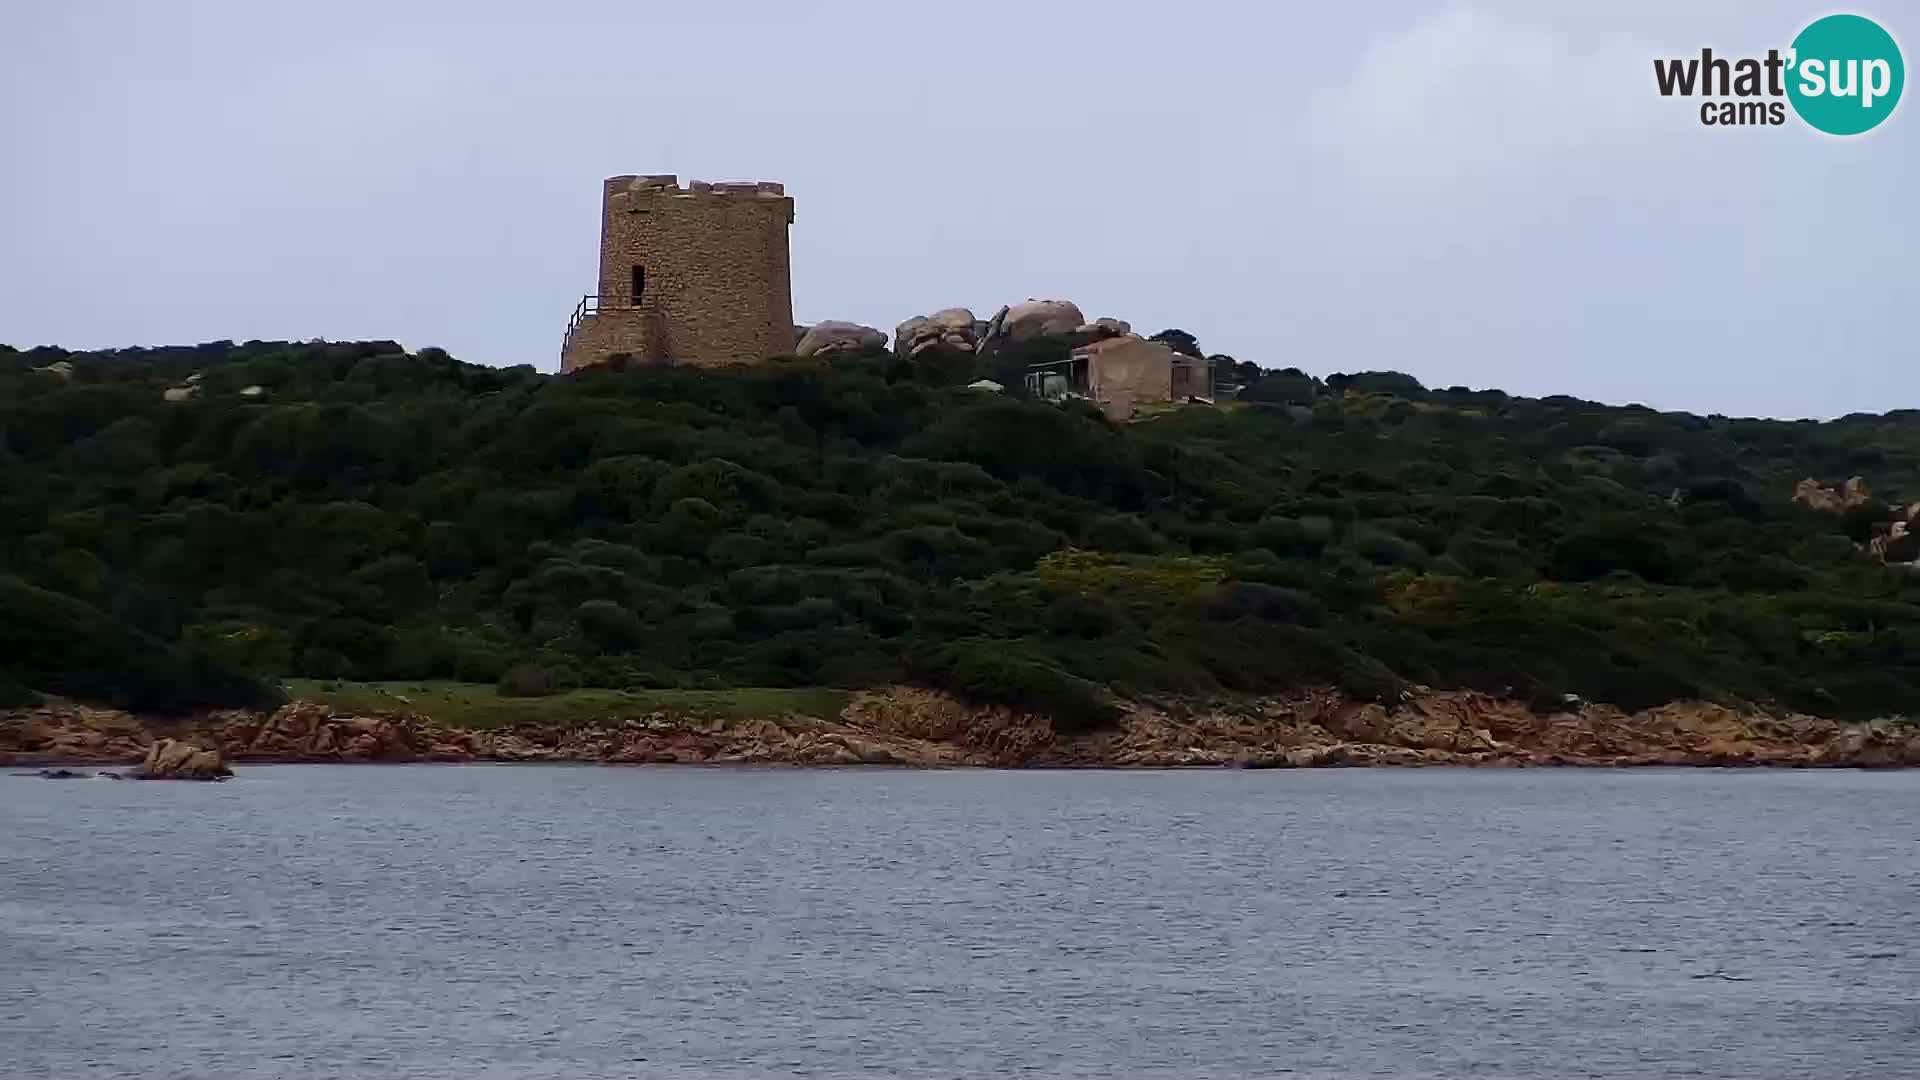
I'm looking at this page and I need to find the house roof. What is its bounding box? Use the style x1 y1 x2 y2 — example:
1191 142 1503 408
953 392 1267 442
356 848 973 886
1073 335 1156 357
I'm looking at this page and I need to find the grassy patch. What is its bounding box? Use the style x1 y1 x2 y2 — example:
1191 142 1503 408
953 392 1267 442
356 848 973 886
283 680 851 731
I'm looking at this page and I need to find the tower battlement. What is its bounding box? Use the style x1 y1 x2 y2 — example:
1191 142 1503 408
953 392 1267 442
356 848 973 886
604 174 788 200
560 173 795 372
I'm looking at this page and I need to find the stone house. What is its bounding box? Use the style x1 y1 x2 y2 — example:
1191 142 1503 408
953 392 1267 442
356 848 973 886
1025 336 1213 420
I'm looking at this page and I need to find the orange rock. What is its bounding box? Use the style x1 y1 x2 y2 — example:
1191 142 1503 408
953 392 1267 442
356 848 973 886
127 738 231 780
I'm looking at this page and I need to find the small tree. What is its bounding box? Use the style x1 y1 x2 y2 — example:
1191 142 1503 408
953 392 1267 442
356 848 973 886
577 600 645 653
1149 329 1203 358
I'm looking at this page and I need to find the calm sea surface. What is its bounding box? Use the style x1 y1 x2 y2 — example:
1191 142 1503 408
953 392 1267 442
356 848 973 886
2 765 1916 1079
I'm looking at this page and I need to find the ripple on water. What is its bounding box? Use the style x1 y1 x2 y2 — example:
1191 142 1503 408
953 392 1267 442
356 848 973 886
1 765 1917 1079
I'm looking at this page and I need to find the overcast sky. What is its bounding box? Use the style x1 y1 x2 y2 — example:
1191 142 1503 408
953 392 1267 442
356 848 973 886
1 1 1910 418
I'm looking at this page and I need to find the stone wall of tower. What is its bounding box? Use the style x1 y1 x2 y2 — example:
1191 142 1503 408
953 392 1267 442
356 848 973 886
561 174 795 372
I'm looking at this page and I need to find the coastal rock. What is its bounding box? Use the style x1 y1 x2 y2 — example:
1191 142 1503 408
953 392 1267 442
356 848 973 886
127 738 231 780
795 321 887 358
5 687 1918 770
222 701 427 761
840 686 1053 765
0 702 149 763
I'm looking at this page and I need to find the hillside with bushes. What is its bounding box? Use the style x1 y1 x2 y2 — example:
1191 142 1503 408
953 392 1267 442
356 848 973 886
5 336 1920 728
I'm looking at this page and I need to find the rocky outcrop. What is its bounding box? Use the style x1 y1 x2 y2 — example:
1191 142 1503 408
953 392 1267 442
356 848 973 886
1793 476 1872 511
5 688 1917 770
1796 477 1920 566
127 739 231 780
1075 317 1131 340
0 701 428 765
795 321 887 358
985 299 1086 345
223 702 428 760
841 687 1054 765
1870 518 1916 565
974 303 1145 356
0 702 151 762
1039 689 1920 768
894 308 986 358
419 705 986 767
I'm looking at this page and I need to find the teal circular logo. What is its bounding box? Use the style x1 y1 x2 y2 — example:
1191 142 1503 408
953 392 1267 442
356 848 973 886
1787 14 1904 135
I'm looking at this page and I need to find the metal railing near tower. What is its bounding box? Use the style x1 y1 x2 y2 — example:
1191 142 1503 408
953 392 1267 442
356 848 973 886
561 294 602 361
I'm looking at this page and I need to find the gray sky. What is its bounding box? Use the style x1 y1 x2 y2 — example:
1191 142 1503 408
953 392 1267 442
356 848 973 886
1 1 1910 418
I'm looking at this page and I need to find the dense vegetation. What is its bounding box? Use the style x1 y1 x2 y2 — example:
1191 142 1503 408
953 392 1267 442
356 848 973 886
5 336 1920 726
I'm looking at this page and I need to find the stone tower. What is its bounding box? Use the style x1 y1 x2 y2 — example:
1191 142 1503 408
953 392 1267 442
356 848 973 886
560 174 795 372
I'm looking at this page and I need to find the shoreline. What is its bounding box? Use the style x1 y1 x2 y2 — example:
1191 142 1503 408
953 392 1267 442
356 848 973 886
12 756 1917 772
6 686 1918 771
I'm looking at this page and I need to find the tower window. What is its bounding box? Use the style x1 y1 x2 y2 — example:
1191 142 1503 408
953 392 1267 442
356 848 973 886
630 265 646 307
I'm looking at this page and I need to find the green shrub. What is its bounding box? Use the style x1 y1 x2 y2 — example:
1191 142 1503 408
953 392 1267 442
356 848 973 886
1349 527 1427 568
577 600 645 653
10 337 1920 725
921 641 1119 734
182 621 293 676
1249 515 1332 557
1328 370 1426 398
1711 554 1812 592
1333 651 1406 702
1203 582 1327 626
0 673 31 708
0 575 275 712
1447 534 1535 579
1240 370 1318 405
1551 524 1685 582
1080 513 1163 553
497 664 575 698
